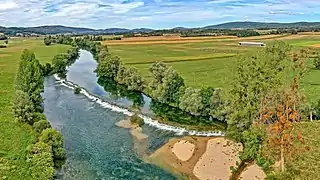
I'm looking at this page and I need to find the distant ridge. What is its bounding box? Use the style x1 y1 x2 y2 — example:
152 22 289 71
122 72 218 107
1 21 320 35
204 21 320 29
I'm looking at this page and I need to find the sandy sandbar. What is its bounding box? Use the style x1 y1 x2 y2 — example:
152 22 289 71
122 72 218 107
172 140 195 161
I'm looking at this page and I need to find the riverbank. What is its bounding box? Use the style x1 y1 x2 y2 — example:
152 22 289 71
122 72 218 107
146 136 266 180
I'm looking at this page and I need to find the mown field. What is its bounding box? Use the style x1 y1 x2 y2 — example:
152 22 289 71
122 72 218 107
104 34 320 103
0 38 69 179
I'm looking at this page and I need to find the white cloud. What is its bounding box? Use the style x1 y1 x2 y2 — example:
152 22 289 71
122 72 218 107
0 1 18 10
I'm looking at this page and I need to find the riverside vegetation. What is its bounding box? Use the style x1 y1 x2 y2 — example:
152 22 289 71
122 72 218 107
45 34 320 179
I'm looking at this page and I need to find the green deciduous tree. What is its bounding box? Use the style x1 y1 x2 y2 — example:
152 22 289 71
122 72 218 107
313 54 320 70
13 90 36 125
227 42 291 142
33 120 51 134
39 129 66 168
16 49 44 112
98 45 109 61
95 54 121 79
66 47 79 66
149 63 185 104
44 37 51 46
27 142 55 180
52 54 68 78
116 65 144 91
179 87 203 115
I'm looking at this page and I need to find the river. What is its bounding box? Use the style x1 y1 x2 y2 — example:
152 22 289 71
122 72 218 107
42 50 225 179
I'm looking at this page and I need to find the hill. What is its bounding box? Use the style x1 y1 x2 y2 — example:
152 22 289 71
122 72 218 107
1 21 320 35
204 21 320 29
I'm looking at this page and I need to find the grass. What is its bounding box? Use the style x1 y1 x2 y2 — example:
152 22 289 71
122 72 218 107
284 121 320 180
107 34 320 102
0 38 69 179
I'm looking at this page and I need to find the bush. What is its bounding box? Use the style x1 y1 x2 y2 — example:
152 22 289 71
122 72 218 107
13 90 36 125
314 55 320 70
74 86 81 94
33 120 51 134
44 37 51 46
0 44 7 48
130 113 144 127
42 63 53 76
4 40 8 44
39 129 66 168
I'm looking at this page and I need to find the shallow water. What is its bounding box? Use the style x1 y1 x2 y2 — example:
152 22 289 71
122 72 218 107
43 50 177 179
43 50 225 179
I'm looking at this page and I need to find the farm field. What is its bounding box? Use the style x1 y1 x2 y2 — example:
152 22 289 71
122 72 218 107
0 38 69 179
105 34 320 102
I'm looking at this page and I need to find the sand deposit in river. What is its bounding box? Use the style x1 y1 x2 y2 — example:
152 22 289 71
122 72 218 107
172 140 195 161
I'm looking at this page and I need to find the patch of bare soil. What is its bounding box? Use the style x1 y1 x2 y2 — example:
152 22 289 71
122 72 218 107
193 138 242 180
172 140 195 161
239 164 266 180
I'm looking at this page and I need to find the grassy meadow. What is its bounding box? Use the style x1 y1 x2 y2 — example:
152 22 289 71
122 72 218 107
104 34 320 102
0 34 319 179
0 38 69 179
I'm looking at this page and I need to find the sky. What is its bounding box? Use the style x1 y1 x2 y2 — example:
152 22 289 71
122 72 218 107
0 0 319 29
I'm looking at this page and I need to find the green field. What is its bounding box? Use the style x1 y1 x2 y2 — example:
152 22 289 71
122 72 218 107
107 35 320 102
0 38 69 179
1 35 320 178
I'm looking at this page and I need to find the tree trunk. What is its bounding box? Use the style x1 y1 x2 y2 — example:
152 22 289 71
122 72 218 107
310 111 313 121
280 144 285 172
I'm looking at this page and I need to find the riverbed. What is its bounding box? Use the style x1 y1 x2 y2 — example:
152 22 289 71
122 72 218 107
43 50 228 179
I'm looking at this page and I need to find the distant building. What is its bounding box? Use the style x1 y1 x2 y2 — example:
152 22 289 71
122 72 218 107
239 42 265 47
163 33 181 37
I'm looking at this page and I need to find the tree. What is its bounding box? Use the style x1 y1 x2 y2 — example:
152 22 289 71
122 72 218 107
149 62 168 89
227 42 291 142
116 66 144 91
313 54 320 70
44 37 51 46
33 120 51 134
95 54 121 80
40 129 66 168
16 49 44 112
27 142 55 180
98 45 109 61
42 63 53 76
4 40 8 44
66 47 79 66
179 87 203 115
150 65 185 104
12 90 36 125
52 54 68 78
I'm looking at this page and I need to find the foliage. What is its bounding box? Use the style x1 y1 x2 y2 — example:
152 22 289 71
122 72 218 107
0 44 7 48
39 129 66 168
116 65 144 91
27 142 55 180
66 46 80 66
227 42 291 142
4 40 8 44
12 90 36 125
179 87 203 115
313 54 320 70
98 45 109 61
149 63 185 104
16 49 44 112
42 63 53 76
130 113 145 127
95 54 121 79
44 37 51 46
33 120 51 134
74 86 81 94
52 53 68 78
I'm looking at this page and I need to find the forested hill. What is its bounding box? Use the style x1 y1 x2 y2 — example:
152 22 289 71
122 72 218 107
204 21 320 29
1 21 320 35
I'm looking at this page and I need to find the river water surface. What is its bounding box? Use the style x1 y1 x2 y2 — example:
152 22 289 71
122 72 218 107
43 50 225 179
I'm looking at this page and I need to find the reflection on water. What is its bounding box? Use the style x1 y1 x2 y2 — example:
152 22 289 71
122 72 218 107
43 50 226 179
43 77 176 179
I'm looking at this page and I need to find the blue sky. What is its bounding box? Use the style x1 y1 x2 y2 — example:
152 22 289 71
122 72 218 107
0 0 319 29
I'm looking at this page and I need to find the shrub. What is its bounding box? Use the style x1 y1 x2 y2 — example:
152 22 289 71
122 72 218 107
44 37 51 46
12 90 36 125
33 120 51 134
314 55 320 70
130 113 144 127
40 129 66 168
0 44 7 48
26 142 55 180
74 87 81 94
42 63 53 76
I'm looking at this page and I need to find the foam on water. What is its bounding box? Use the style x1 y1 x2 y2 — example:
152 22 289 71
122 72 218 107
53 74 224 137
